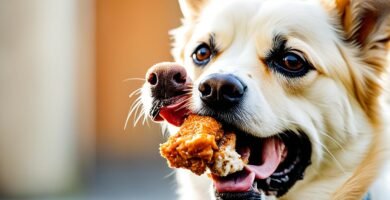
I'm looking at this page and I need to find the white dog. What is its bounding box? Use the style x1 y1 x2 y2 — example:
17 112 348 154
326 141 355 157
138 0 390 199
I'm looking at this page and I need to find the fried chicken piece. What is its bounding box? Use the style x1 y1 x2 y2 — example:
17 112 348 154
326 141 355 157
160 115 223 175
160 114 245 176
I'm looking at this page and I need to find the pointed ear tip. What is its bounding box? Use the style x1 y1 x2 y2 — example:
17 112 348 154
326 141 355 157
178 0 208 19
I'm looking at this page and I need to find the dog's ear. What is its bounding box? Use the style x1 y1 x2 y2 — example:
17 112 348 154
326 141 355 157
336 0 390 65
179 0 208 20
335 0 390 120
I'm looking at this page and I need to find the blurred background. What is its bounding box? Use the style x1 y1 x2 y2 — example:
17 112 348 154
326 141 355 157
0 0 181 199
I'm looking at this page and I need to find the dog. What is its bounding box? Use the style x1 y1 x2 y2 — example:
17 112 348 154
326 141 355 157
137 0 390 199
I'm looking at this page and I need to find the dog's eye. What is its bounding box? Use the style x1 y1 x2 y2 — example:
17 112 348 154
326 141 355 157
270 52 311 77
192 44 212 66
282 53 304 71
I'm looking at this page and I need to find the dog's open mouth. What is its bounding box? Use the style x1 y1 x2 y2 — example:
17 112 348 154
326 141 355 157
212 131 312 198
150 96 311 198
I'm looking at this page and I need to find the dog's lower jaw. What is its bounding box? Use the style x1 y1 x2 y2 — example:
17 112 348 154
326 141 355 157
174 127 376 200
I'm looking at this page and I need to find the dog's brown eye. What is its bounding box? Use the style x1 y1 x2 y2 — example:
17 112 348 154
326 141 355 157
267 52 311 78
196 47 211 61
283 53 304 71
192 44 212 66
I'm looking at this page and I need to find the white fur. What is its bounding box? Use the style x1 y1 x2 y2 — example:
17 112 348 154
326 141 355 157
141 0 390 199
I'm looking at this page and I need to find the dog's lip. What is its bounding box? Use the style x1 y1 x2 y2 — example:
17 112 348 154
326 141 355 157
153 95 191 127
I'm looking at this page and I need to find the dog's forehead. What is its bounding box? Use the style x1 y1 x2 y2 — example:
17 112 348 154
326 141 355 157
195 0 332 46
186 0 342 76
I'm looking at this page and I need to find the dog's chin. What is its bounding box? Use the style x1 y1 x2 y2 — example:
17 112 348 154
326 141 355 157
197 107 312 199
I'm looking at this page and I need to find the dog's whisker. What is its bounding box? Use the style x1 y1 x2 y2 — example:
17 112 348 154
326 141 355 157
141 107 150 126
163 170 176 179
145 119 150 127
315 139 346 174
132 100 145 126
123 77 145 82
317 130 346 153
134 100 150 127
124 97 143 130
161 123 169 137
126 97 143 127
134 108 145 127
277 117 347 151
276 117 348 170
183 100 195 111
174 99 192 112
124 112 132 131
130 102 143 126
128 87 142 98
128 97 143 117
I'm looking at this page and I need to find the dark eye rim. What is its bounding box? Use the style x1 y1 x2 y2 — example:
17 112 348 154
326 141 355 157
192 43 213 66
267 51 313 78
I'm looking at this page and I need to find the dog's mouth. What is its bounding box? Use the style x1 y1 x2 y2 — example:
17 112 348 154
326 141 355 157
212 130 312 198
149 96 312 198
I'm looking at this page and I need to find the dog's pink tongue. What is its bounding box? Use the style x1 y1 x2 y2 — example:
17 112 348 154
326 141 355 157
159 101 190 127
213 138 284 192
213 169 256 193
246 138 284 179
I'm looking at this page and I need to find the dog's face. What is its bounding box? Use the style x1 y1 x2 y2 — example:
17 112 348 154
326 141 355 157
139 0 390 199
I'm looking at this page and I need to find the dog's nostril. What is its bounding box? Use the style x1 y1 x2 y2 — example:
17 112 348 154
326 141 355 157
220 84 246 98
221 84 245 99
199 83 212 97
147 72 158 86
173 72 186 84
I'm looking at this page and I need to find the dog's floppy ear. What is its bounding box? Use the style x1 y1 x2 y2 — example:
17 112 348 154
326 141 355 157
179 0 208 20
335 0 390 120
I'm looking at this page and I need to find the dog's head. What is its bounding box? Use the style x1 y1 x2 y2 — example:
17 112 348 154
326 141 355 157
140 0 390 199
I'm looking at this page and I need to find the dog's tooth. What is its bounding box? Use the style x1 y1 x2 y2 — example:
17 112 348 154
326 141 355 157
266 177 272 185
281 175 289 183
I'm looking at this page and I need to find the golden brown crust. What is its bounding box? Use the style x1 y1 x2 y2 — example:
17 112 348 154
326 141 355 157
160 115 245 176
160 115 224 175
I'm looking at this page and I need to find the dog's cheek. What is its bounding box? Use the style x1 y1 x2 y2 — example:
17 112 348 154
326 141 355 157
240 81 282 137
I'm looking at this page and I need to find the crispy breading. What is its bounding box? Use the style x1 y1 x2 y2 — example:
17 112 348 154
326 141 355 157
160 114 245 176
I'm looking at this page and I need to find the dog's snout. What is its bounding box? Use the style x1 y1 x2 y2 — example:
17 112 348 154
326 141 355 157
198 74 247 108
146 62 188 98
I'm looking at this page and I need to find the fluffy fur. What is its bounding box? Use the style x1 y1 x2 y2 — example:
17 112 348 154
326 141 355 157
141 0 390 199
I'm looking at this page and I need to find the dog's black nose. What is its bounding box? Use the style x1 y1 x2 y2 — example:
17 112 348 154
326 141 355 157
146 62 188 99
198 74 246 108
